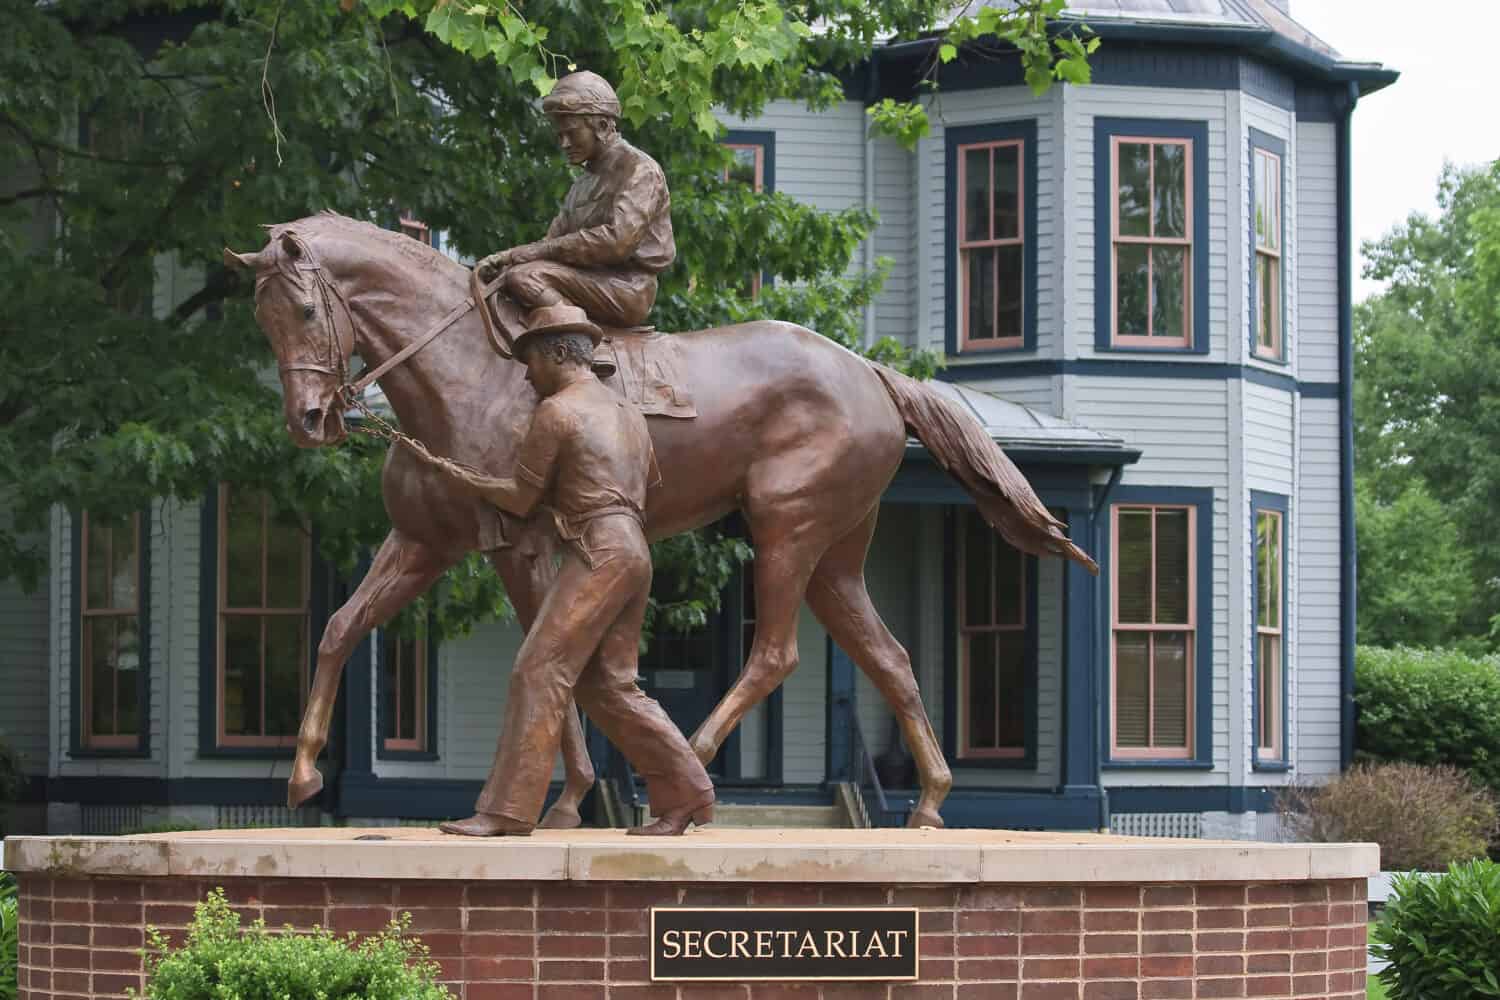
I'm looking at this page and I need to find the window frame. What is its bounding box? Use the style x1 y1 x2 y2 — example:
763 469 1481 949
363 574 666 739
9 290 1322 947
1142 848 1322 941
1249 129 1289 364
377 618 440 761
943 506 1039 769
69 509 151 758
1093 118 1210 355
722 130 775 300
1101 486 1215 769
945 119 1039 356
199 485 327 757
1251 490 1290 771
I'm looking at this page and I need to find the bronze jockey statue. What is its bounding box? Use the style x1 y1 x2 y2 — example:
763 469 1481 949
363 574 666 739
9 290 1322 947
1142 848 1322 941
439 318 716 838
476 71 674 338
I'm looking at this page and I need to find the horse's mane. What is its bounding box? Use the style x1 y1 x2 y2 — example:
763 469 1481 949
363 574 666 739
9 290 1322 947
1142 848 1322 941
266 209 461 279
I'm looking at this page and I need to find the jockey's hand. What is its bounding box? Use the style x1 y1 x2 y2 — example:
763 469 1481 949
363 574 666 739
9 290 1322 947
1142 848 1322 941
476 249 514 282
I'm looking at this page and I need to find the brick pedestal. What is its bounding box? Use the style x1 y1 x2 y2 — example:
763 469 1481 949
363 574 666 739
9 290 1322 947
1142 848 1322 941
5 828 1375 1000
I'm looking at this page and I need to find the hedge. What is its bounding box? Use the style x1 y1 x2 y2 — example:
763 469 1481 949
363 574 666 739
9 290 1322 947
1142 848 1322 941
1372 859 1500 999
1356 646 1500 797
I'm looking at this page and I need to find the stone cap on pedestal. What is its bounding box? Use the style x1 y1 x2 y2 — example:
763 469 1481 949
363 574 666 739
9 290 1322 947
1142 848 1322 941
1 828 1378 884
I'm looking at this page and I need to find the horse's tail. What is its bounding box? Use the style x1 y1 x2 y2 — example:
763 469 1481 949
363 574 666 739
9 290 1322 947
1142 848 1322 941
867 361 1098 574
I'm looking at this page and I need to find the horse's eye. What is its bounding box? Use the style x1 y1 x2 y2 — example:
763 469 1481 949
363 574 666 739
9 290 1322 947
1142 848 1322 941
303 304 315 320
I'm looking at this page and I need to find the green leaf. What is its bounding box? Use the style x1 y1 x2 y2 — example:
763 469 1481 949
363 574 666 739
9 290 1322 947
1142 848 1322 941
938 43 957 63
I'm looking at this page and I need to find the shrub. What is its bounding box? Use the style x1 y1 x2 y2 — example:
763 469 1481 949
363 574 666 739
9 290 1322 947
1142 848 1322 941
133 889 451 1000
1372 859 1500 999
1356 646 1500 796
1 872 17 1000
1277 762 1499 871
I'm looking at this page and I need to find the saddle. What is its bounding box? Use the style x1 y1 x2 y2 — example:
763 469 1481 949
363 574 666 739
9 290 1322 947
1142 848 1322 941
473 271 696 420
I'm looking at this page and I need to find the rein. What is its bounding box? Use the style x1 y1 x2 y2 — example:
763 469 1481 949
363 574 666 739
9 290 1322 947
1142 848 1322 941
273 247 505 487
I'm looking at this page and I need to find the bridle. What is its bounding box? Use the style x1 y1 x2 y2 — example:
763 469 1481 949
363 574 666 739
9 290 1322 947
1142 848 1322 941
260 235 500 483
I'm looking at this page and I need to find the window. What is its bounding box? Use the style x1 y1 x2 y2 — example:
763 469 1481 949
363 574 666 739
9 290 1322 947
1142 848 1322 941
398 212 432 247
1094 118 1208 353
216 486 310 748
958 140 1025 348
957 509 1027 758
1250 130 1287 361
1111 505 1196 759
1253 493 1288 767
380 621 432 756
946 120 1037 354
1111 137 1191 345
722 131 773 299
77 511 144 750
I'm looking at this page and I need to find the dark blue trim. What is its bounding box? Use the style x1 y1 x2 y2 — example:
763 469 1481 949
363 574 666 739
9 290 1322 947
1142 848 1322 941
68 509 152 758
826 637 856 782
1061 506 1104 820
335 774 565 820
1093 118 1211 355
942 509 1040 769
1100 486 1215 769
375 619 440 762
937 357 1338 398
944 119 1039 356
1107 785 1278 814
1248 128 1289 365
197 488 334 760
936 787 1106 830
1250 491 1290 772
45 776 298 807
1337 83 1358 772
1294 87 1341 122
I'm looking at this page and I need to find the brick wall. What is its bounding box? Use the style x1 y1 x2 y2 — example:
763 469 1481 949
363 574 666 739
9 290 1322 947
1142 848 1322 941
14 875 1367 1000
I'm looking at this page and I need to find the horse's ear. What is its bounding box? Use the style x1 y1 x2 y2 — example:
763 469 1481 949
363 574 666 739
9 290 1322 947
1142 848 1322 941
279 232 302 260
222 247 262 271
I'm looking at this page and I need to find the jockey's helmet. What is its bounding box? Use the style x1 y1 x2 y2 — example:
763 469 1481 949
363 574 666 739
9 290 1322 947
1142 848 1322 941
542 71 621 121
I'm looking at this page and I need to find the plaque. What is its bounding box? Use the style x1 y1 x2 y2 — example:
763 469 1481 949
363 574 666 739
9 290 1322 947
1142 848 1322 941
650 907 919 982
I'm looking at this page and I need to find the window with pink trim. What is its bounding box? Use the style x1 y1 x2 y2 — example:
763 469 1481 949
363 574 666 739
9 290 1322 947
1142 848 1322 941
1252 148 1283 360
382 625 428 754
1111 137 1192 346
217 485 310 748
958 140 1024 349
80 511 142 749
1255 509 1284 762
958 508 1026 758
399 211 432 246
723 143 765 298
1111 504 1195 758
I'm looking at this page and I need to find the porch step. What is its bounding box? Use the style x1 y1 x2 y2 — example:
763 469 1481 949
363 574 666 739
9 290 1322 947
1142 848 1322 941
709 803 853 828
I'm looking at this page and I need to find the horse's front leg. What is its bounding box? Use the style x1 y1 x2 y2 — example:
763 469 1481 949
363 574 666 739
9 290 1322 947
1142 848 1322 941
487 529 595 830
290 529 454 807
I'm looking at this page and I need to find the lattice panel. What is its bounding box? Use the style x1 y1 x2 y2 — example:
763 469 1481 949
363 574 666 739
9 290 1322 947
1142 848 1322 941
215 804 312 829
1109 811 1203 839
80 804 143 836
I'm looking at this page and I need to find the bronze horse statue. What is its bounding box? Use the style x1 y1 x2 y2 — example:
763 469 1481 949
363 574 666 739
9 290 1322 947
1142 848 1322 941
226 211 1095 829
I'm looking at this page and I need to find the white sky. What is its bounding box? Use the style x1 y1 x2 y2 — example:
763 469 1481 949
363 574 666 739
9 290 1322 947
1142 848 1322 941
1291 1 1500 299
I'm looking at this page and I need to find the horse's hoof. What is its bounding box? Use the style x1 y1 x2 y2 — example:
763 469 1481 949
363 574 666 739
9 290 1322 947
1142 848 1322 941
287 770 324 808
538 803 582 830
907 806 944 830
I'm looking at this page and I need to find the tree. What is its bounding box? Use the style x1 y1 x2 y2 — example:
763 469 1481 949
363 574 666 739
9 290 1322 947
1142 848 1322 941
0 0 1090 635
1355 160 1500 649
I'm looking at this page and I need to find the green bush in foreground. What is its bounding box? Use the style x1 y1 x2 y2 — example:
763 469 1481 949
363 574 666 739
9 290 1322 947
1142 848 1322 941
1 872 18 1000
133 889 451 1000
1356 646 1500 797
1372 859 1500 999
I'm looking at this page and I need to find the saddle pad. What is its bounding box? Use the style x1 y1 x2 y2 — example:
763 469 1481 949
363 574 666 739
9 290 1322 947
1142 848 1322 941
603 332 697 420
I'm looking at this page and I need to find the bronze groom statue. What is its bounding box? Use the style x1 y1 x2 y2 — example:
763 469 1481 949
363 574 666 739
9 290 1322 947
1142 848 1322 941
476 71 674 333
439 320 716 838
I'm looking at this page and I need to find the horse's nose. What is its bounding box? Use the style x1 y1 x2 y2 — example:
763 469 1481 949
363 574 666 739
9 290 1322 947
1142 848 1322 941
302 408 323 435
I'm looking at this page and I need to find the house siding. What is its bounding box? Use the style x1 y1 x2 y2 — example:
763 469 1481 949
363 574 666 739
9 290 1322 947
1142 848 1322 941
1295 122 1339 383
872 134 916 346
1294 397 1342 778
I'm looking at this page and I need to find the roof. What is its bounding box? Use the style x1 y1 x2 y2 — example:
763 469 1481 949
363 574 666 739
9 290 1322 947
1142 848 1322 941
920 381 1139 465
943 1 1398 95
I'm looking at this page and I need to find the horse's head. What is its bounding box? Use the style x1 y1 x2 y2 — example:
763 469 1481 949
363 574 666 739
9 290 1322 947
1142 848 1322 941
224 229 352 447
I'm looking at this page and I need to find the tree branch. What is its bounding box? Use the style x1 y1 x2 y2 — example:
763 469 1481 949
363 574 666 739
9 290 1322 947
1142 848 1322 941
0 186 64 207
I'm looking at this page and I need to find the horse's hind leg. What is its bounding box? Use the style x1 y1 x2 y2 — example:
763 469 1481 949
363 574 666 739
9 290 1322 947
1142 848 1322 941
291 529 453 808
805 506 951 829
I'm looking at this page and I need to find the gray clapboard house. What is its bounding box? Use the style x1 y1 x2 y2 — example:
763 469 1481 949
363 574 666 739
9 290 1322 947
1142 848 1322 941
0 1 1395 837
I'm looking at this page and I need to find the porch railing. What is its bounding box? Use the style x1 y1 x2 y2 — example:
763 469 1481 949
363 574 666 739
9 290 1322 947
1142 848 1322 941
847 713 911 828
